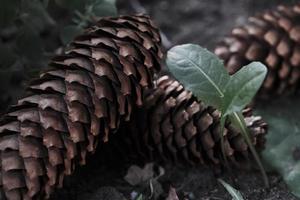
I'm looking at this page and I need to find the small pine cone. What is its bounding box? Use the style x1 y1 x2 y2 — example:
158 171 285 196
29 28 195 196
215 3 300 98
0 15 162 199
112 75 267 166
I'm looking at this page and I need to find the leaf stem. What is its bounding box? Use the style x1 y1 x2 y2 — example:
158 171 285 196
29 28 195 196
220 116 228 166
232 112 269 187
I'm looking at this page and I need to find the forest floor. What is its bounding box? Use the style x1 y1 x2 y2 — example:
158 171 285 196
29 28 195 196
51 0 299 199
51 146 298 200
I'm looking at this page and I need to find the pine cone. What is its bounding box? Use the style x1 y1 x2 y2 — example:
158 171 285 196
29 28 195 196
215 3 300 98
112 75 267 166
0 15 162 199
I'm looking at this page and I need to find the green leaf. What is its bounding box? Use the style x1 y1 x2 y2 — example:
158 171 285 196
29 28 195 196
256 96 300 198
222 62 267 116
166 44 230 109
166 44 268 186
218 179 244 200
60 25 84 45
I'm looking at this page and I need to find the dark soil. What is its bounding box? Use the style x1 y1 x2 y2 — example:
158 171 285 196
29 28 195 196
51 146 298 200
51 0 300 199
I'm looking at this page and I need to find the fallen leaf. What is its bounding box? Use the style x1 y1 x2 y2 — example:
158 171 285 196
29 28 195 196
124 163 164 186
166 186 179 200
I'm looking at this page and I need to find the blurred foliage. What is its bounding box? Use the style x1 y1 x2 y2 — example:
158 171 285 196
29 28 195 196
256 96 300 198
0 0 117 113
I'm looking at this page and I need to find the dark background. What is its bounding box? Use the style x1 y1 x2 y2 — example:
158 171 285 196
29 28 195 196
118 0 298 49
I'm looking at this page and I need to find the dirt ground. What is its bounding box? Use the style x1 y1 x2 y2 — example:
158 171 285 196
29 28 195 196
51 144 298 200
51 0 300 199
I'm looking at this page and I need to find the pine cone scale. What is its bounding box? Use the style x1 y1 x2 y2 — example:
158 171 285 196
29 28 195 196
113 76 267 167
215 3 300 97
0 15 162 199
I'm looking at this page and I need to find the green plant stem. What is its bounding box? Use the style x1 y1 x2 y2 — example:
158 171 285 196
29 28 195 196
231 111 269 187
220 116 228 166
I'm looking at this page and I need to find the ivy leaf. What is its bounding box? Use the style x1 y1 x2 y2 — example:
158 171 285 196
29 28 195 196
166 44 230 109
222 62 267 116
218 179 244 200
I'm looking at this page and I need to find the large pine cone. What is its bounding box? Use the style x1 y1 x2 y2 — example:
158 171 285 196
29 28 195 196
0 15 162 199
112 75 267 166
215 3 300 98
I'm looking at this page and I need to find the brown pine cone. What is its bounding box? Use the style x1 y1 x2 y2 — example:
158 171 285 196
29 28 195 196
112 75 267 166
0 15 162 199
215 3 300 98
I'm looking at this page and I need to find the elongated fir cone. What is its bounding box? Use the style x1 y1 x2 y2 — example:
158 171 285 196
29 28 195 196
215 3 300 98
0 15 163 200
112 75 267 166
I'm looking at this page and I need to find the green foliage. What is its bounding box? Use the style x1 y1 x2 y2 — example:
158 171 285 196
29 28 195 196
166 44 267 116
166 44 268 186
256 97 300 198
218 179 244 200
166 44 229 109
222 62 266 116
